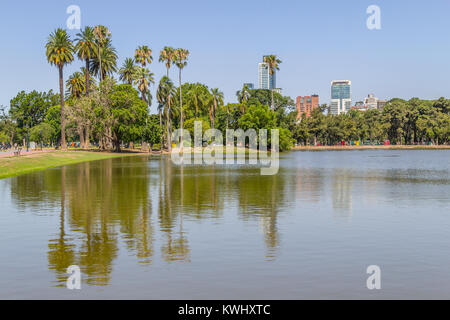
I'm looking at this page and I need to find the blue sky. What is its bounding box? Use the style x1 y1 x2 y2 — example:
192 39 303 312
1 0 449 113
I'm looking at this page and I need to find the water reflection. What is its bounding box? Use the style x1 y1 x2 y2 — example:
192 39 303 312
7 151 449 289
7 156 293 285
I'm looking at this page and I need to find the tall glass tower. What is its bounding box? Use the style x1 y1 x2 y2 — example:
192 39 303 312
330 80 352 115
258 57 276 90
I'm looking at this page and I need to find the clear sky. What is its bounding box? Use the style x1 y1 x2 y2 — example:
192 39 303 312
1 0 449 113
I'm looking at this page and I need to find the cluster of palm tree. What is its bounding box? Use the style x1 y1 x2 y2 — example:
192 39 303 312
46 26 118 149
45 24 283 151
155 47 190 149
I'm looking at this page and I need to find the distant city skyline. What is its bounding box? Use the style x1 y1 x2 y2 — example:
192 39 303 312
1 0 450 113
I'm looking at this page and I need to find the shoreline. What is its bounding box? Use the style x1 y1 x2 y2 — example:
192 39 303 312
0 150 150 180
292 145 450 151
1 145 449 180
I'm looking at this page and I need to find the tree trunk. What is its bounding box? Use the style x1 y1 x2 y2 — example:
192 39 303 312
212 99 217 130
179 69 183 151
167 100 172 153
84 126 90 149
85 59 90 95
59 66 66 150
271 89 274 110
114 139 121 152
99 46 102 82
78 126 85 147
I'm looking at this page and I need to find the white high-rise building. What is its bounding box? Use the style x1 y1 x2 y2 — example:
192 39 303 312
258 57 276 90
330 80 352 115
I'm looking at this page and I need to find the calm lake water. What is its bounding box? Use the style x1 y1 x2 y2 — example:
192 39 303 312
0 150 449 299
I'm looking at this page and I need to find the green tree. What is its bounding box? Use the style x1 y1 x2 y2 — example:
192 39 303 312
134 45 153 67
30 122 55 146
209 88 224 130
159 46 175 77
142 114 163 150
118 58 137 85
133 67 155 105
382 99 408 144
101 84 148 152
66 72 85 98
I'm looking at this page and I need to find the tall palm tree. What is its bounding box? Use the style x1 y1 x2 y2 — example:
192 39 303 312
159 46 175 77
93 25 111 81
119 58 137 84
263 55 282 109
210 88 224 130
89 38 117 80
174 48 189 146
75 26 96 95
46 28 74 150
133 67 155 105
135 45 153 67
157 76 176 152
66 71 85 98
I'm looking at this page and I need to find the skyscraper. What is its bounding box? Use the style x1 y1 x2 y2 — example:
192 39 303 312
258 56 276 90
330 80 352 115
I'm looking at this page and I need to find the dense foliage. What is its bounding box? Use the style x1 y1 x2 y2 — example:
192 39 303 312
292 99 450 146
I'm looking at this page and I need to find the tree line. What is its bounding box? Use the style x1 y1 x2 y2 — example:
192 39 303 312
292 98 450 146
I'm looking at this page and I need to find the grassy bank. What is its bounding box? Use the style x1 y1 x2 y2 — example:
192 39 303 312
0 151 139 180
293 145 450 151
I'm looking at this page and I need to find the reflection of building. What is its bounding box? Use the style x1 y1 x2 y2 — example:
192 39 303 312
297 95 319 119
332 171 353 218
330 80 352 115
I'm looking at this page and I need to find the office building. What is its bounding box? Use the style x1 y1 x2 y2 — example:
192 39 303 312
297 95 319 119
330 80 352 115
243 83 254 89
258 56 276 90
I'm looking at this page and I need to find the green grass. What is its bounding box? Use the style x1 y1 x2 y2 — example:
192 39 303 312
0 151 138 180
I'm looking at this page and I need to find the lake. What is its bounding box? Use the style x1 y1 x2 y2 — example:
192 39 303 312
0 150 449 299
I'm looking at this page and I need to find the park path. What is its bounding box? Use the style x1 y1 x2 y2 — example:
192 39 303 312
0 150 46 158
